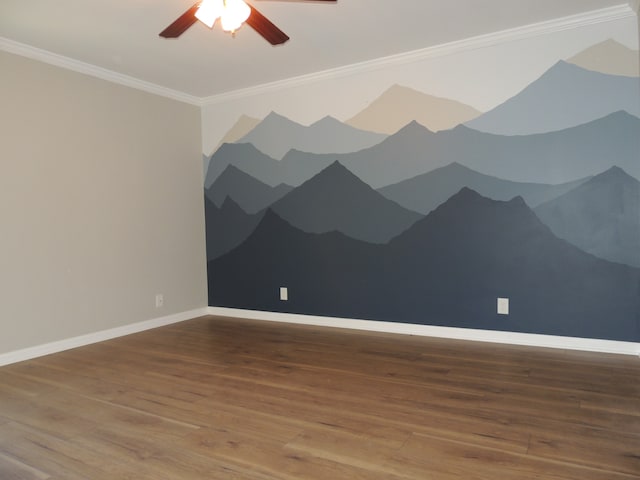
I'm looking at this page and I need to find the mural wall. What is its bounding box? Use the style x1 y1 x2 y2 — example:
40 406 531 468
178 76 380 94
203 18 640 342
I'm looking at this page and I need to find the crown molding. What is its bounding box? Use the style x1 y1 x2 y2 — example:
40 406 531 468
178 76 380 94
201 4 636 106
1 4 635 107
0 37 201 106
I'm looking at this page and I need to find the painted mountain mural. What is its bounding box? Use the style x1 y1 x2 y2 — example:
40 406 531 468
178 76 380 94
205 38 640 342
465 61 640 135
206 111 640 189
204 142 283 189
566 39 640 77
346 84 482 134
206 115 261 174
535 167 640 267
206 164 293 214
270 161 422 244
270 111 640 187
378 162 590 214
236 111 387 159
209 189 640 341
204 196 263 261
213 114 260 151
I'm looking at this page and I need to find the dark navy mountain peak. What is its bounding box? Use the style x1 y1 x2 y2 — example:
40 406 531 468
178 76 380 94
271 161 422 244
210 185 640 341
204 142 279 188
206 163 292 214
250 208 293 239
219 195 246 214
591 165 637 184
204 193 263 261
391 187 540 251
434 186 527 216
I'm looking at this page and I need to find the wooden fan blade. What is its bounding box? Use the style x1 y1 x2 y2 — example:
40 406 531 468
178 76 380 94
246 5 290 45
159 3 200 38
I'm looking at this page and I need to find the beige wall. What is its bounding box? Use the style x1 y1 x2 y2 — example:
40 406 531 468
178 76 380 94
0 51 207 355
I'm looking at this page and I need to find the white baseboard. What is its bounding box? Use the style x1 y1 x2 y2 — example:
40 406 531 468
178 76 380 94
208 307 640 357
3 307 636 367
0 308 209 367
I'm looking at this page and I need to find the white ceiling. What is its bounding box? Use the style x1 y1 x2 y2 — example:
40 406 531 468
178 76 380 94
0 1 634 101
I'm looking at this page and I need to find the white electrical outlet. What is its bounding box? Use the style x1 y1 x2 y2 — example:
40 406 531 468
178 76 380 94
497 297 509 315
155 294 164 308
280 287 288 301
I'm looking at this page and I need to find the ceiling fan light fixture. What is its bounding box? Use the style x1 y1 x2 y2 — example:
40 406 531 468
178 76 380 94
160 0 334 43
220 0 251 32
195 0 224 28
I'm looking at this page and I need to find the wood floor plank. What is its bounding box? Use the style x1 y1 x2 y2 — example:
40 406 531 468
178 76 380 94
3 364 127 402
0 422 122 480
140 447 283 480
0 370 58 398
285 428 433 480
0 452 50 480
528 429 640 476
0 394 99 440
184 426 413 480
400 432 638 480
199 394 415 449
0 315 638 479
579 395 640 416
190 370 532 454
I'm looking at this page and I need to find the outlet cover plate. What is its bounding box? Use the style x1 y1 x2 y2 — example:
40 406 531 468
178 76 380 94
497 297 509 315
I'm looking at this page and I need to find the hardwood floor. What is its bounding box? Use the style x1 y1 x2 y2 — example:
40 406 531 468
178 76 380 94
0 315 639 479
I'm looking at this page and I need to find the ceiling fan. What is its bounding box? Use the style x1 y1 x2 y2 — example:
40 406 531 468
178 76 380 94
160 0 337 45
